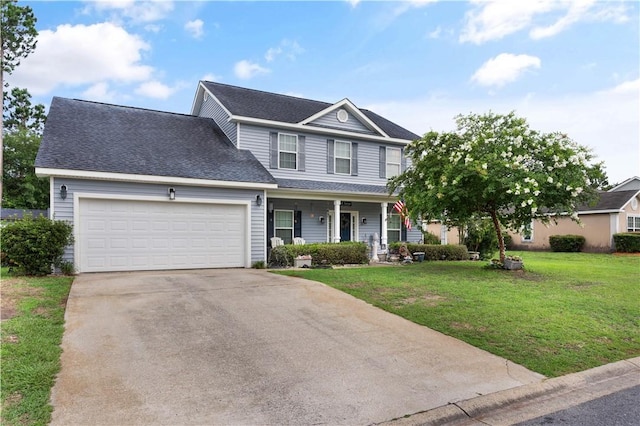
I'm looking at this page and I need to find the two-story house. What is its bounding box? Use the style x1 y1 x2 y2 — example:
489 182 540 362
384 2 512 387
35 81 421 272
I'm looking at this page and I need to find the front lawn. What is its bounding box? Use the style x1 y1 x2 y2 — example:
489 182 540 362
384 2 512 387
1 270 74 426
276 252 640 377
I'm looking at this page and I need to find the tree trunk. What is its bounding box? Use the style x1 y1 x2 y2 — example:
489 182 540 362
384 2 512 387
489 210 505 263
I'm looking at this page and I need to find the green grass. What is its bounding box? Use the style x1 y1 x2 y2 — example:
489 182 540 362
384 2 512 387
1 270 74 426
275 251 640 377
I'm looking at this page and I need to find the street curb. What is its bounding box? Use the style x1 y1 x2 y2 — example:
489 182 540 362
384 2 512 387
379 356 640 426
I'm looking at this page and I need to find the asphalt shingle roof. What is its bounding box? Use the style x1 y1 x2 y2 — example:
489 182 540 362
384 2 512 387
36 97 276 185
202 81 420 141
581 190 639 212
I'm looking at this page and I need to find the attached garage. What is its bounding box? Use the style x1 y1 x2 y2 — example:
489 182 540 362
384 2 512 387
77 198 249 272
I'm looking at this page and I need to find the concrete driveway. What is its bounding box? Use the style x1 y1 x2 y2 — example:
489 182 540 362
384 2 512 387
51 269 543 425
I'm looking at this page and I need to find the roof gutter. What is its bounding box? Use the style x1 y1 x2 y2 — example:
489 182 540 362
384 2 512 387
35 168 278 190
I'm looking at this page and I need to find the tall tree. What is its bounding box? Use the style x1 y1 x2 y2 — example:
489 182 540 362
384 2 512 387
1 87 47 208
3 87 46 133
1 0 39 203
389 111 607 264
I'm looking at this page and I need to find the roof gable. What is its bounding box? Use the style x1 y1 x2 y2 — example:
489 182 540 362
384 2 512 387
608 176 640 192
199 81 419 141
580 189 640 212
36 97 275 185
300 99 388 137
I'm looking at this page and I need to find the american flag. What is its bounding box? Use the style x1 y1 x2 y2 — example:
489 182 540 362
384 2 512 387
393 200 412 230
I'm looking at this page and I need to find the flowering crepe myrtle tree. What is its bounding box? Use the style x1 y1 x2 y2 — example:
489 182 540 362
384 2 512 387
388 111 606 264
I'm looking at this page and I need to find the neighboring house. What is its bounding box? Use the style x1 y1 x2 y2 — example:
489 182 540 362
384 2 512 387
35 82 421 272
507 177 640 252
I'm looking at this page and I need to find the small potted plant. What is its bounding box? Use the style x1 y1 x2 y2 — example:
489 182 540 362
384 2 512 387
503 255 523 270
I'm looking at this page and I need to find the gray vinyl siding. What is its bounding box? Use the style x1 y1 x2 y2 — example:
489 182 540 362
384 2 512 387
51 177 265 265
240 124 407 186
308 110 377 135
198 95 237 146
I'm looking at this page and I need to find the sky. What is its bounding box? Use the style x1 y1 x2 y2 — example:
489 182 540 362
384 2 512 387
8 0 640 185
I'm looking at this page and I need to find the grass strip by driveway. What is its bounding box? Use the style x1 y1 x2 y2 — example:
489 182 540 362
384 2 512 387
276 252 640 377
1 271 73 426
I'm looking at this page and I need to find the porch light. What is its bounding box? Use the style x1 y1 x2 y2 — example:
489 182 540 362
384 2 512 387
256 194 263 206
168 187 176 200
362 217 367 225
60 185 68 200
319 216 325 224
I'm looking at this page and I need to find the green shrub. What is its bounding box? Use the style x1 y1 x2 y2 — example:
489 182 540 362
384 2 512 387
549 234 586 252
269 242 369 268
1 215 74 276
251 260 266 269
613 233 640 253
503 233 514 250
463 219 498 259
422 231 441 244
59 260 75 275
389 242 469 261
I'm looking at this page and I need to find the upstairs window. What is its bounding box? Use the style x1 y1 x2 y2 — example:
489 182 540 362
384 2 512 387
278 133 297 170
335 141 351 175
386 147 402 178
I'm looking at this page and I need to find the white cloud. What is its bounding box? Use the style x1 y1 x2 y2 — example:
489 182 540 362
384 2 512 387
427 26 442 39
233 60 270 80
366 79 639 184
265 40 305 62
460 0 630 44
346 0 360 8
8 22 153 95
85 0 174 24
471 53 541 88
134 80 179 99
529 0 594 39
600 78 640 95
185 19 204 39
460 0 555 44
81 82 116 102
201 73 221 82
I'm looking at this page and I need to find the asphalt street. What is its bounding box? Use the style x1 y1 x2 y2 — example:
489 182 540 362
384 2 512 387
516 385 640 426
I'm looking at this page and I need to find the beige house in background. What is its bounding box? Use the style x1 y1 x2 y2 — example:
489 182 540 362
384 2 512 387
508 176 640 252
424 177 640 253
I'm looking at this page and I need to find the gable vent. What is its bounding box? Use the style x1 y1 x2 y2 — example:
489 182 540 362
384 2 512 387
336 109 349 123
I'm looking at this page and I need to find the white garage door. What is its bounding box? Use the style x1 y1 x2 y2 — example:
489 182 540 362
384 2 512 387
79 198 247 272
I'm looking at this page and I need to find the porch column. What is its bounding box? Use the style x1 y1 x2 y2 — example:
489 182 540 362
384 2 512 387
333 199 341 243
381 202 388 249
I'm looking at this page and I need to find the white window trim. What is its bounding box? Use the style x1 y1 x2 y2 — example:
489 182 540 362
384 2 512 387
386 147 402 178
274 209 294 243
334 140 352 175
522 221 534 242
278 133 298 170
627 214 640 232
387 213 402 243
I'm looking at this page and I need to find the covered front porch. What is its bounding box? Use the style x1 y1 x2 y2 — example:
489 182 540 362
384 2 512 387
265 194 423 251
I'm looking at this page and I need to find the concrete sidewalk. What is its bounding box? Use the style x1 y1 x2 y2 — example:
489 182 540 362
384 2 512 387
50 269 544 425
381 356 640 425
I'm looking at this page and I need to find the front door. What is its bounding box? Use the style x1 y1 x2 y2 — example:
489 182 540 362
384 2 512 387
340 212 351 242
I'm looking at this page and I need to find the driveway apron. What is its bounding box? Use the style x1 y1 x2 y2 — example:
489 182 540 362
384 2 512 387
51 269 544 425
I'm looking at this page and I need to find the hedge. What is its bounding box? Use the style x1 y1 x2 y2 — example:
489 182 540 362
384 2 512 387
1 215 74 275
389 242 469 261
422 231 441 245
613 233 640 253
548 234 586 252
269 242 369 268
